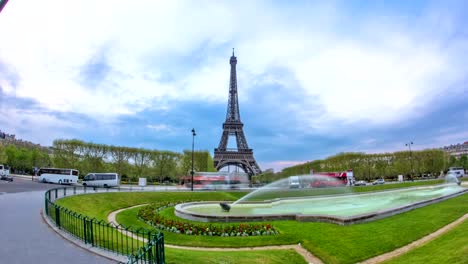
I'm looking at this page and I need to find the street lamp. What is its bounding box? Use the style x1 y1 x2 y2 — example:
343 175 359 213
406 141 414 180
191 128 196 191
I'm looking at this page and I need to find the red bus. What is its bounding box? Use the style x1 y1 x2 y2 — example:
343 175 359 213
182 172 247 190
309 169 354 187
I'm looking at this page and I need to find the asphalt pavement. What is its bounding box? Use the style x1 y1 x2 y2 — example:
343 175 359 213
0 177 60 194
0 178 114 263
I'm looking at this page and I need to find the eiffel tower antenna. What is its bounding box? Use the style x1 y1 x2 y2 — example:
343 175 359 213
214 50 262 180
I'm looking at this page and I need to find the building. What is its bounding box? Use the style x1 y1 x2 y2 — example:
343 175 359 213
440 141 468 158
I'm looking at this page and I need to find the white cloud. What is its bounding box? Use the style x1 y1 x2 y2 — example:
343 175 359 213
0 107 77 146
146 124 173 133
0 0 467 143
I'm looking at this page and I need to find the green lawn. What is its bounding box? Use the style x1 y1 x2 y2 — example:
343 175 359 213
114 193 468 264
165 248 307 264
56 191 245 220
55 183 468 264
383 219 468 264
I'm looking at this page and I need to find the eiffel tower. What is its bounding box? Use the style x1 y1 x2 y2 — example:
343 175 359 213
214 50 262 178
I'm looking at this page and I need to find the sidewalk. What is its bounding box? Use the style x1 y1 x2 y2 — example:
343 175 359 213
0 191 113 264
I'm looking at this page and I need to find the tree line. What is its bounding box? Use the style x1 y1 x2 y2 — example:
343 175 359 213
0 143 52 174
255 149 466 183
3 137 466 184
51 139 216 182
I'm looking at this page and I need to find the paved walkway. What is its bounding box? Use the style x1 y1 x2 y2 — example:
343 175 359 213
0 190 113 264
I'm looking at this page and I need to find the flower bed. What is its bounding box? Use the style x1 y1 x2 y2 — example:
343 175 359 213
138 202 278 237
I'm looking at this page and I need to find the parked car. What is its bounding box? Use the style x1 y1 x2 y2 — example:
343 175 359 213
354 180 367 186
0 164 12 182
372 179 385 185
0 174 13 182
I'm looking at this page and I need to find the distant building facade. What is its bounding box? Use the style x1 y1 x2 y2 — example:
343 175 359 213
0 129 52 153
440 141 468 158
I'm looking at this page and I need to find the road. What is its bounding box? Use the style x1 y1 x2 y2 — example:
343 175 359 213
0 177 114 263
0 176 62 194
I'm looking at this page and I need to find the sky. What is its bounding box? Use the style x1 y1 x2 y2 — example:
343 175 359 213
0 0 467 172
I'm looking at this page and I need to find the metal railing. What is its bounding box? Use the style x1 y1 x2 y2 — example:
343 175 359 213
128 233 165 264
44 186 165 264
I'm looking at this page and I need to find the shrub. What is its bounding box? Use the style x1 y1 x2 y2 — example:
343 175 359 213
138 202 278 237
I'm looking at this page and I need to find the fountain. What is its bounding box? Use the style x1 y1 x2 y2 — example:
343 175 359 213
175 175 467 225
445 172 462 186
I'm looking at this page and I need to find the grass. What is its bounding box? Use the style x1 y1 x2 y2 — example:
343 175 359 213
114 193 468 264
383 218 468 264
55 182 468 264
56 191 245 220
165 248 307 264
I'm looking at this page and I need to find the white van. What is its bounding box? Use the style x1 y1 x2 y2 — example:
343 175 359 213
448 167 465 178
0 164 12 182
289 176 300 188
82 173 120 187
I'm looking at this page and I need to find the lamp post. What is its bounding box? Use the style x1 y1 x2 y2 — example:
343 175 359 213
406 141 414 181
191 128 196 191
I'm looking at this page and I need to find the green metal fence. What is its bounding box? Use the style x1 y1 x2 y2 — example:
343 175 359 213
128 233 165 264
44 186 165 264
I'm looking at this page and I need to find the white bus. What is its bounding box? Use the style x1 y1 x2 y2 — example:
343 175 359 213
448 167 465 178
38 168 79 184
82 173 120 188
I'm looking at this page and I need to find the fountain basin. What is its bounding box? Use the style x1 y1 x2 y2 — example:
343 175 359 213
175 185 468 225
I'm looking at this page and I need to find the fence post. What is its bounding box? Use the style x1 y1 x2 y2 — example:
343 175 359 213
55 206 61 228
64 188 66 196
55 189 58 199
147 232 154 263
158 233 165 264
44 193 49 215
83 217 88 244
89 219 94 246
73 186 76 195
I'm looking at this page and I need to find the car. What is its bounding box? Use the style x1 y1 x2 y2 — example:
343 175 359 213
0 174 13 182
354 180 367 186
372 179 385 185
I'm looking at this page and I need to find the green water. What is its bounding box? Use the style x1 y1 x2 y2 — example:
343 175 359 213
185 185 465 217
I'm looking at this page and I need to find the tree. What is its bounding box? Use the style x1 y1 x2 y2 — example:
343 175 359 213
449 156 460 168
0 143 7 164
109 146 131 178
278 149 448 181
151 151 180 183
130 148 151 179
460 155 468 170
82 142 108 173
